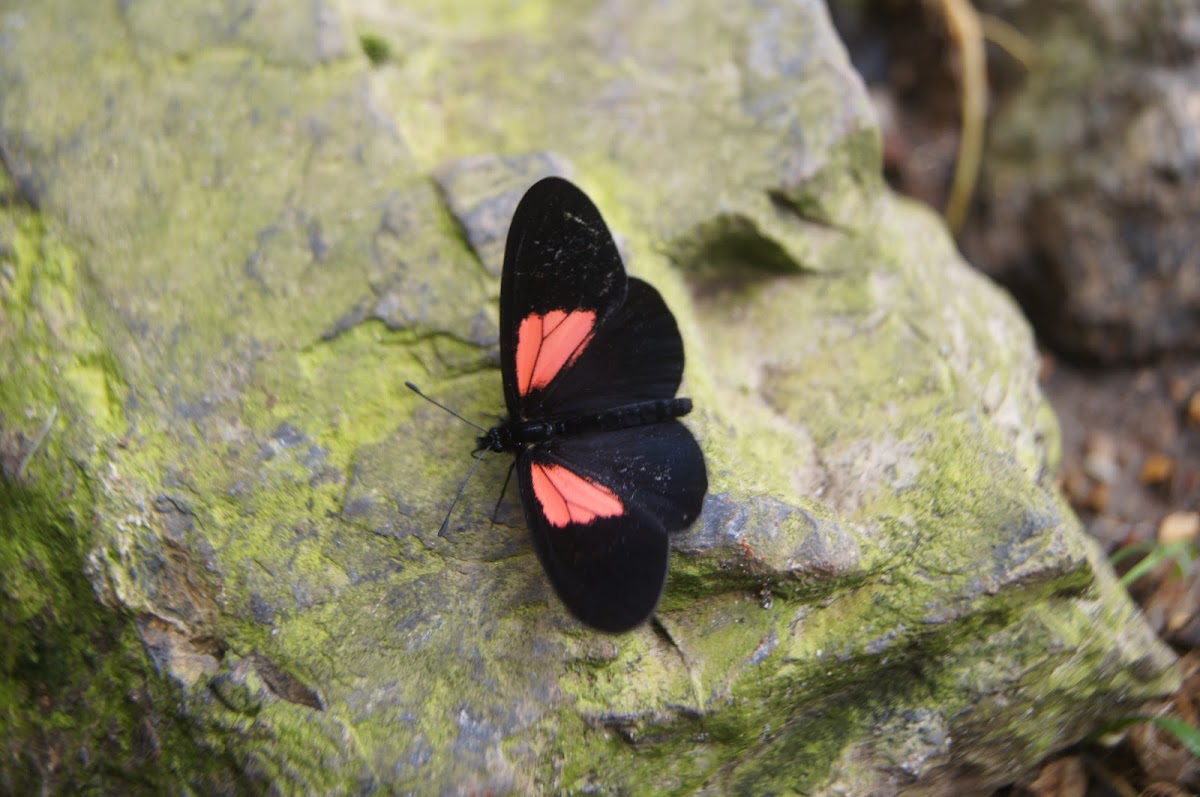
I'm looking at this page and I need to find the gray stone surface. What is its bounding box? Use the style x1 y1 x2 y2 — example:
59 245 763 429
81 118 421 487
968 0 1200 362
0 1 1177 794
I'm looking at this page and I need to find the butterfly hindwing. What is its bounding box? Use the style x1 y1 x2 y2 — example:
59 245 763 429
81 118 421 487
532 420 708 534
519 461 668 633
518 420 707 632
529 277 685 416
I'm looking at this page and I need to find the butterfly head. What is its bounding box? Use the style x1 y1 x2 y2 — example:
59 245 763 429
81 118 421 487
478 418 559 454
477 424 514 454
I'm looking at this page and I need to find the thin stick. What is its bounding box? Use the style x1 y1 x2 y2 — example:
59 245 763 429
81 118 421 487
979 14 1037 70
405 381 486 432
936 0 986 233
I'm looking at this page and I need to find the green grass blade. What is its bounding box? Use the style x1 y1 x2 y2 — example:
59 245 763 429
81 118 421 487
1118 540 1195 587
1151 716 1200 757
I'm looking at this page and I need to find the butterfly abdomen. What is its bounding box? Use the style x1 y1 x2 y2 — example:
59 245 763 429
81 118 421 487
550 397 692 437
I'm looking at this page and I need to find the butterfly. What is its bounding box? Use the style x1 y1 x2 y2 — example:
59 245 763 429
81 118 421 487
414 176 707 632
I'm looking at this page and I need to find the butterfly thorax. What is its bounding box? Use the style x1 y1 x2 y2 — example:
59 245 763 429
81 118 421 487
479 397 693 453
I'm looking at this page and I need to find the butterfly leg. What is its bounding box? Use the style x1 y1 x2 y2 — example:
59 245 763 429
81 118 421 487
438 449 489 537
490 459 518 527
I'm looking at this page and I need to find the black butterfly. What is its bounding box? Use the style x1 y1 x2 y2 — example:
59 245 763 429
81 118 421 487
474 177 708 632
411 177 707 631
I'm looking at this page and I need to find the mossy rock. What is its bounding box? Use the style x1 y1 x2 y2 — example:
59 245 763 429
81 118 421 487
0 1 1176 794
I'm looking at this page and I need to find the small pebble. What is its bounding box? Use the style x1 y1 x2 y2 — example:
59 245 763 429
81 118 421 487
1085 482 1110 514
1083 431 1119 483
1061 468 1090 507
1139 453 1175 485
1158 511 1200 546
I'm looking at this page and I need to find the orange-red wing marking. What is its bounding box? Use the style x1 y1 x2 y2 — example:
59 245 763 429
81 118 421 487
516 310 597 396
530 462 624 528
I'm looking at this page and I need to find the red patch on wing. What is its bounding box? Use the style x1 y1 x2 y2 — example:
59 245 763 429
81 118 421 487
530 462 624 528
515 310 596 396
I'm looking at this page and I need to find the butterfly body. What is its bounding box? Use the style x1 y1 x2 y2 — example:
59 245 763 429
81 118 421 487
480 397 693 452
485 176 707 633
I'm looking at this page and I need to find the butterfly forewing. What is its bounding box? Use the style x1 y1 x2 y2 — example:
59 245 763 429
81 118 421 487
533 277 685 416
500 177 629 419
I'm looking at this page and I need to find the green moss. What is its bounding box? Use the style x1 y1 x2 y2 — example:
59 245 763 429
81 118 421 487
0 204 244 793
359 34 391 66
2 480 181 792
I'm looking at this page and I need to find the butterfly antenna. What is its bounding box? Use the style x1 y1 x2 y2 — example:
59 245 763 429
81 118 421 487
439 449 489 537
405 381 487 433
